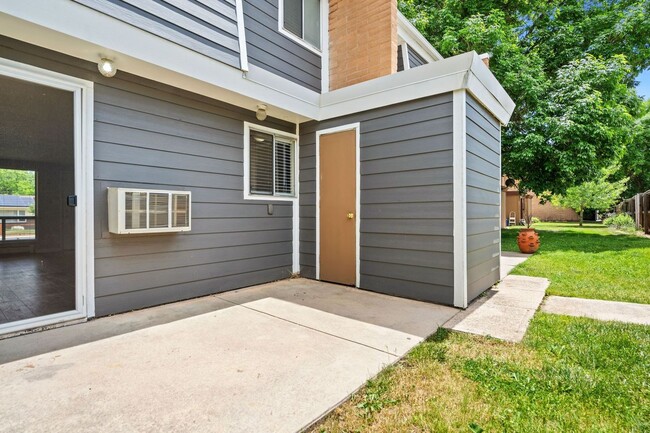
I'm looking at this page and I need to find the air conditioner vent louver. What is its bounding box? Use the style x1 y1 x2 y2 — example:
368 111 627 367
108 188 191 234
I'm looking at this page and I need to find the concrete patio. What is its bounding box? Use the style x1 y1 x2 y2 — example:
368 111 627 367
0 278 458 433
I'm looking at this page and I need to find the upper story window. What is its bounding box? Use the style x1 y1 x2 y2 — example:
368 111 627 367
244 123 298 201
280 0 321 51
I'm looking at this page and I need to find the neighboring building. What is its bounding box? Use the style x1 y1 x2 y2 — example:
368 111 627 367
0 194 34 221
0 0 515 335
501 179 578 227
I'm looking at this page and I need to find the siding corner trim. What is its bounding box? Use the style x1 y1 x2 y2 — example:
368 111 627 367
235 0 249 72
453 89 468 308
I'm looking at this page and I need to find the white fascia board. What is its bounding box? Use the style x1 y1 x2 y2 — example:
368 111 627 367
320 52 474 118
465 54 516 124
397 12 443 62
0 1 320 123
319 51 515 125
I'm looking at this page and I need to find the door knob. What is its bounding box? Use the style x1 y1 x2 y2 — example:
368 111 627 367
347 212 355 220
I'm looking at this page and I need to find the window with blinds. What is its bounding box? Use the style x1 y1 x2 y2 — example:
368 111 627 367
248 128 295 197
281 0 321 49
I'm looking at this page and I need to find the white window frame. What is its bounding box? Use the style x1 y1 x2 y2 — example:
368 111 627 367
243 122 299 202
278 0 323 55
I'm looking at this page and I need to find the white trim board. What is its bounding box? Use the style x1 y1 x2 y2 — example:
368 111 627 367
315 123 361 288
234 0 249 72
320 51 515 125
397 11 443 62
452 89 468 308
0 57 95 334
320 0 330 92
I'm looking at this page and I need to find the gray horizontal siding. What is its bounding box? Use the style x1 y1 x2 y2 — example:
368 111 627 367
93 84 294 315
407 45 427 68
300 93 455 305
1 36 296 316
73 0 242 69
465 94 501 301
243 0 321 92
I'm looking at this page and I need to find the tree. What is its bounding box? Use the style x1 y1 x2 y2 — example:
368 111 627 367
617 99 650 196
398 0 648 196
505 55 636 196
552 176 628 226
0 169 36 196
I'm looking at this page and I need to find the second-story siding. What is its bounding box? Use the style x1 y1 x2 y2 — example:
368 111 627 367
72 0 242 69
243 0 322 92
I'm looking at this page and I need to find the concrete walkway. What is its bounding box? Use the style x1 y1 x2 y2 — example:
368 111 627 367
500 251 531 279
444 275 550 342
542 296 650 325
0 278 457 433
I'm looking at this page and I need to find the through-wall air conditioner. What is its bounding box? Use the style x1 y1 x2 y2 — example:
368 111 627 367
107 188 191 234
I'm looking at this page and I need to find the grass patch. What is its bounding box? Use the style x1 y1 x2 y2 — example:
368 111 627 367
502 222 650 304
311 315 650 433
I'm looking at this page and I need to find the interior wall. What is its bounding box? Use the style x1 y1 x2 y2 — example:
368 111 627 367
0 74 74 254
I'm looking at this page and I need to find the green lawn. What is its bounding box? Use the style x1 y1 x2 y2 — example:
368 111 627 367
313 314 650 433
502 222 650 304
311 222 650 433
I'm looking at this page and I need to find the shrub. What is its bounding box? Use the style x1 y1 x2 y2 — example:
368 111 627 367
603 213 636 232
531 217 541 224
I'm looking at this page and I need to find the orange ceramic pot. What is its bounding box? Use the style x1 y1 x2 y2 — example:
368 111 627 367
517 228 540 253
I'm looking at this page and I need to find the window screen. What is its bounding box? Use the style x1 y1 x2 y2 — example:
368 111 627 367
284 0 302 38
250 131 274 195
283 0 320 49
303 0 320 48
249 129 295 197
275 140 294 195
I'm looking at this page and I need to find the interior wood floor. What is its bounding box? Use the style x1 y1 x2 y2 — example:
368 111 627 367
0 251 75 324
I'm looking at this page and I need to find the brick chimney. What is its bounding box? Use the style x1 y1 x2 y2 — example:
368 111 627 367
328 0 398 91
479 53 491 68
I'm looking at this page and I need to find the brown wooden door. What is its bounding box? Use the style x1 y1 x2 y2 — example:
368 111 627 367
319 129 356 285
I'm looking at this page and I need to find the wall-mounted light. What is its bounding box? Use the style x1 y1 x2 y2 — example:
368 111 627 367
256 104 267 121
98 58 117 78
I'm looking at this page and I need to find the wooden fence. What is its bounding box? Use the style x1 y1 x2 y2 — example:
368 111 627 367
616 190 650 234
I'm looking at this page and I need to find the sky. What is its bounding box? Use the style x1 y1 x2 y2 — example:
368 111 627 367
636 68 650 100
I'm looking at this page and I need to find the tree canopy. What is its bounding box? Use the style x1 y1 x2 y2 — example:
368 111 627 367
399 0 649 196
0 169 36 196
617 99 650 196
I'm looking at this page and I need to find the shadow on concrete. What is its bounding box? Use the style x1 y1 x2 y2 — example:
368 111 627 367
0 278 459 364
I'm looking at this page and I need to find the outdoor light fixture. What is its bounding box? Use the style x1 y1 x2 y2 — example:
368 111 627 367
256 104 267 121
98 58 117 78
